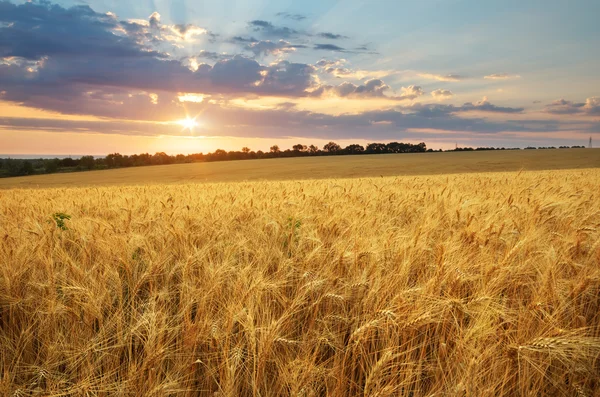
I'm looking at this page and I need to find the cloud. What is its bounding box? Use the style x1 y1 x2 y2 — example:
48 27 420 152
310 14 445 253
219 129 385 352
195 50 231 61
0 1 332 113
0 116 193 136
169 23 208 40
0 99 558 141
314 44 347 52
418 73 464 82
315 59 391 80
149 11 161 29
248 20 298 38
0 51 324 116
275 12 306 21
585 97 600 114
245 40 307 57
313 80 423 101
0 0 218 69
318 32 349 40
0 1 162 60
431 89 453 100
543 97 600 115
313 44 375 54
0 0 539 145
460 97 524 113
334 80 391 98
231 36 260 44
484 73 521 80
409 97 524 116
315 59 352 77
259 61 317 95
209 56 265 89
400 85 425 99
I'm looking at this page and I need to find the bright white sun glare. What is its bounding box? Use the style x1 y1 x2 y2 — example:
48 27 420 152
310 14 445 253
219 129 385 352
177 117 198 130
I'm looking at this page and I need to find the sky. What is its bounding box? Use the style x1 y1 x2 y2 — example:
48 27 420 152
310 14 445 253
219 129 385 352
0 0 599 155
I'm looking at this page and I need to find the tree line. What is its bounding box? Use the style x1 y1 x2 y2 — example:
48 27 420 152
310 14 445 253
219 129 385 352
0 141 587 178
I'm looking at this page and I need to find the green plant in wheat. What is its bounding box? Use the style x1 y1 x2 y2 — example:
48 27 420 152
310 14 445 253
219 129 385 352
51 212 71 230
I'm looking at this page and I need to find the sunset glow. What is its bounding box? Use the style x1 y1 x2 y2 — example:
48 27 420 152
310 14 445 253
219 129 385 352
177 118 199 131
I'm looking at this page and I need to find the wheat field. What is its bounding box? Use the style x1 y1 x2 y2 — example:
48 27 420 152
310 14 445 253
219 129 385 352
1 169 599 396
2 149 599 189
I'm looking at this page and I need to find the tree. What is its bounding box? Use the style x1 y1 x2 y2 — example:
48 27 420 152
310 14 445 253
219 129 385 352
292 144 307 152
344 144 364 154
212 149 227 161
20 161 34 175
386 142 404 153
152 152 171 165
60 157 79 168
79 155 95 170
44 159 60 173
270 145 281 154
105 153 123 168
366 143 387 154
241 147 251 154
323 142 341 153
308 145 319 154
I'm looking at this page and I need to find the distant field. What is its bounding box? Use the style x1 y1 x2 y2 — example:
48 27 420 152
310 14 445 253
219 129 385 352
1 148 599 189
1 169 599 395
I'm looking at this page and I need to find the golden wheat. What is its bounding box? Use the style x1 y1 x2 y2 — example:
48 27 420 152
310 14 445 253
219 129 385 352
1 169 599 396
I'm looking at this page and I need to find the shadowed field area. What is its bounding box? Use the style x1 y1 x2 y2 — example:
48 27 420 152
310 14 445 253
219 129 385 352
1 148 599 189
1 169 599 396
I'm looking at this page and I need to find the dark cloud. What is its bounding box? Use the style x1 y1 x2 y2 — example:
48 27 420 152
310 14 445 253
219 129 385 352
409 98 525 116
0 116 190 136
543 98 600 115
209 56 264 89
195 50 231 61
0 1 160 60
230 36 260 44
245 40 307 57
546 99 584 114
0 1 218 65
317 32 349 40
248 20 298 38
328 80 390 98
275 12 307 21
313 44 375 54
311 81 423 101
259 61 317 95
171 23 202 36
0 101 561 141
460 97 524 113
0 1 328 113
314 44 347 52
0 52 322 115
207 32 220 43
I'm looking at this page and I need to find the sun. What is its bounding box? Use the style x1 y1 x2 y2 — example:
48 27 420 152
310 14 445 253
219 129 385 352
177 117 198 131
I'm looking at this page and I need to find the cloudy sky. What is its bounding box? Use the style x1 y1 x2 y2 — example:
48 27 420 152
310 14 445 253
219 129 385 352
1 0 599 155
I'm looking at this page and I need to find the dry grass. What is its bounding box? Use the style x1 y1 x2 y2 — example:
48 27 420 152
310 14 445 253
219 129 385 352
1 168 600 396
1 148 599 189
